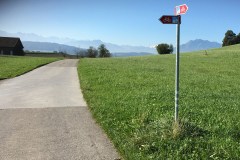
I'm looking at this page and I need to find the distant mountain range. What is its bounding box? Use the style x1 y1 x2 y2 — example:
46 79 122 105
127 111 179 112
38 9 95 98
180 39 221 52
22 41 84 54
23 41 154 57
0 30 221 56
113 52 154 57
0 30 155 54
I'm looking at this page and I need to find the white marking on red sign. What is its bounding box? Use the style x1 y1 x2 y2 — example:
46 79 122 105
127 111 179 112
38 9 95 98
175 4 188 15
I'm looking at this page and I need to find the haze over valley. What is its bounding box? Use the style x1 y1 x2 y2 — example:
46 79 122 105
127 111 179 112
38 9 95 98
1 30 221 56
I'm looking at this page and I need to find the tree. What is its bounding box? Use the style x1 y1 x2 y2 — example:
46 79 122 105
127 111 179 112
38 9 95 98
169 44 174 53
78 50 87 58
232 33 240 45
98 44 111 58
222 30 237 47
156 43 173 54
236 33 240 44
58 49 67 58
75 48 87 58
86 46 98 58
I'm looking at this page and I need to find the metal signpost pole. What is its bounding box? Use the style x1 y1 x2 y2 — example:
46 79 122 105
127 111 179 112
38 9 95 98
159 3 188 122
175 15 181 122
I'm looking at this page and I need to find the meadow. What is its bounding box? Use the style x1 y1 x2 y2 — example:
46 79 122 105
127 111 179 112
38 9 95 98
78 44 240 159
0 56 61 79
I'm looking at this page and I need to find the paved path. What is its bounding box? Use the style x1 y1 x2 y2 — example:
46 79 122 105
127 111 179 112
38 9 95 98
0 59 120 160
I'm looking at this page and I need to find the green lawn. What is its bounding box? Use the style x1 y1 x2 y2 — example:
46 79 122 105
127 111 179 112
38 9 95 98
0 56 61 79
78 45 240 159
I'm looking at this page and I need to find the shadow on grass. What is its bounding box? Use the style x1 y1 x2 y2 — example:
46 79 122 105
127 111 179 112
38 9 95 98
132 117 210 153
230 126 240 142
172 119 209 139
147 118 210 140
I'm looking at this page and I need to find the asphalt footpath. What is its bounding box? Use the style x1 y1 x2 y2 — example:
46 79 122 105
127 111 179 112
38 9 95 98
0 59 120 160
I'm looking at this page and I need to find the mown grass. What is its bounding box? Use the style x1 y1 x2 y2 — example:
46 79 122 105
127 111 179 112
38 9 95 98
78 45 240 159
0 56 61 79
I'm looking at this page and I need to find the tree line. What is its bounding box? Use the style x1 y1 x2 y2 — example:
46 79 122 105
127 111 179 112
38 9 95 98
76 44 111 58
222 30 240 47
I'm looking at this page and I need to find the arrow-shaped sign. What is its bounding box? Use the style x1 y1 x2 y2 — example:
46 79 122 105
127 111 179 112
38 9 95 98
159 15 181 24
175 4 188 15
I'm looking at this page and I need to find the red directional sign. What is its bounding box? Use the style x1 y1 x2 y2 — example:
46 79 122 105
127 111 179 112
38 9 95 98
159 15 181 24
175 4 188 15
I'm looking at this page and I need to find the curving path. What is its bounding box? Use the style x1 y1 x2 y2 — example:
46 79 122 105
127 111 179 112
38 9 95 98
0 59 120 160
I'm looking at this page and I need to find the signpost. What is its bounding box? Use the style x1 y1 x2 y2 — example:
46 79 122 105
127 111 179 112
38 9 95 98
175 4 188 15
159 4 188 122
159 15 181 24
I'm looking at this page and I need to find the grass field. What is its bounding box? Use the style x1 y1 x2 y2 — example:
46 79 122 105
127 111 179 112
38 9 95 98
78 44 240 159
0 56 61 79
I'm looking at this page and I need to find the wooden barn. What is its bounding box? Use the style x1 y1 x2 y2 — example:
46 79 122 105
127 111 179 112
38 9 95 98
0 37 24 56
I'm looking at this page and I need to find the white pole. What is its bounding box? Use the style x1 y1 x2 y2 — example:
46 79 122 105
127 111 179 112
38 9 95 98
175 15 181 122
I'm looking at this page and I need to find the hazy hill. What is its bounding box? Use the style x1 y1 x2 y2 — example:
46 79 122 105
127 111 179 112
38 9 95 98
181 39 221 52
0 30 222 54
0 30 155 53
113 52 154 57
22 41 84 54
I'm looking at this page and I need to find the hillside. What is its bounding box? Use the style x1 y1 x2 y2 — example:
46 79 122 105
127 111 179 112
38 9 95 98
78 44 240 159
211 43 240 51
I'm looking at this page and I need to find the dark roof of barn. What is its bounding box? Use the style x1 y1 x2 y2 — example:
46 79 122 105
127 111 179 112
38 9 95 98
0 37 23 48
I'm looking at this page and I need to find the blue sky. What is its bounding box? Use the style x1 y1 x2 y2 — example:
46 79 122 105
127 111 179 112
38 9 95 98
0 0 239 46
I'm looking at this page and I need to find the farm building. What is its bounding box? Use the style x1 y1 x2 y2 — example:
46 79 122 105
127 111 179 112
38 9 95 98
0 37 24 56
